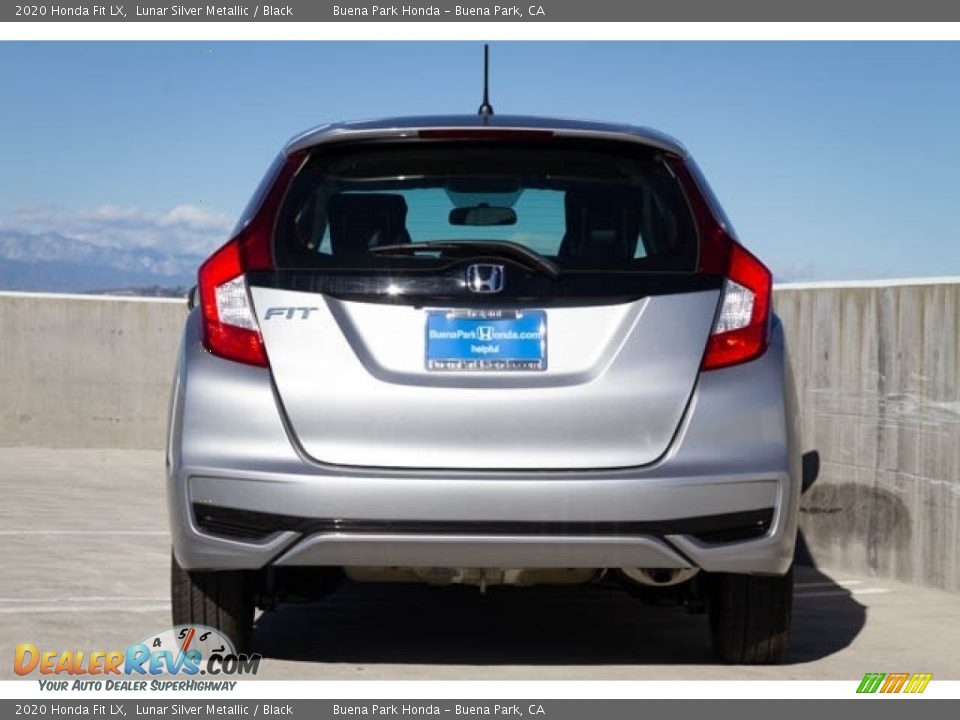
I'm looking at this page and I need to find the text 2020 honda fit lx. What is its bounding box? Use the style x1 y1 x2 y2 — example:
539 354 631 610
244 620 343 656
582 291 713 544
166 115 800 664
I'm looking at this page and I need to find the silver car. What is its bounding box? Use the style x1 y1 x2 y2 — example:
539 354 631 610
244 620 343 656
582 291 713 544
167 115 800 664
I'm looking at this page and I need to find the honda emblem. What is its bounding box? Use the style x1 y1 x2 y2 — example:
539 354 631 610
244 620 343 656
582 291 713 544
466 264 505 294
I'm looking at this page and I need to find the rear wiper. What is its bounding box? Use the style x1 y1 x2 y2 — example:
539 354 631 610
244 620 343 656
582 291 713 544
370 240 561 280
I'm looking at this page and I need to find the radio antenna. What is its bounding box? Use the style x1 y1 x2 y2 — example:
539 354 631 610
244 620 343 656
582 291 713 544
477 44 494 117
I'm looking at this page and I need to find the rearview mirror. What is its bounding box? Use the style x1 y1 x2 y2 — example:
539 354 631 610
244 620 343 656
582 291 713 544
449 204 517 227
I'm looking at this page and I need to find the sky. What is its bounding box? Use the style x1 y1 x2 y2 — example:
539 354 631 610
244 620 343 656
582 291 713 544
0 41 958 281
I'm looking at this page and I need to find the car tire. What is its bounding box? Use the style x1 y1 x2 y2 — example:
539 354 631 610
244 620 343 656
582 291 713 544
171 551 254 653
707 566 793 664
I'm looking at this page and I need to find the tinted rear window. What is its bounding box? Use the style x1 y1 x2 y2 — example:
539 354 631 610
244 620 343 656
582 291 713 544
274 141 698 273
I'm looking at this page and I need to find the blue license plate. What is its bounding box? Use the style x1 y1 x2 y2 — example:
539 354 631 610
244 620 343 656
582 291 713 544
426 310 547 371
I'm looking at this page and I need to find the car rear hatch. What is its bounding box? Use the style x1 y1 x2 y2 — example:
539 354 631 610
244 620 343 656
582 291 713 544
200 129 772 470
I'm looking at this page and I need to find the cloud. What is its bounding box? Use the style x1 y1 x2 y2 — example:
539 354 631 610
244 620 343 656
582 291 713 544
0 203 233 257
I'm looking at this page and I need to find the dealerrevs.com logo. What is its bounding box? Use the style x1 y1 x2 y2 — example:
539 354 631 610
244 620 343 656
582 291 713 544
15 626 260 691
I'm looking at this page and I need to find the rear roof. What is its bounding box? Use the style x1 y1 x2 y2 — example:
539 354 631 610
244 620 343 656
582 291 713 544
284 115 688 157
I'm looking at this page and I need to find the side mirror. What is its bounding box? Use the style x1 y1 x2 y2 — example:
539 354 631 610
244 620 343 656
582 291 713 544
187 285 199 310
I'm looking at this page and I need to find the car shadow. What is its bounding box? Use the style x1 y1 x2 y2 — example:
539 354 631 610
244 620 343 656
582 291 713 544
791 449 869 663
250 567 865 667
253 580 718 666
249 449 866 668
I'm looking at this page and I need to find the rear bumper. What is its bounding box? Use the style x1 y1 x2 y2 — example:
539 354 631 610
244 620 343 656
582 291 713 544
167 312 801 576
174 470 793 574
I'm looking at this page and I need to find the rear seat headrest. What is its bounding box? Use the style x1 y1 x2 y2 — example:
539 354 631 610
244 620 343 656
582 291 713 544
560 187 642 260
327 193 411 257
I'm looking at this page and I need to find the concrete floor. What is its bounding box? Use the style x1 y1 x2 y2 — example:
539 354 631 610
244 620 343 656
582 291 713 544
1 448 958 680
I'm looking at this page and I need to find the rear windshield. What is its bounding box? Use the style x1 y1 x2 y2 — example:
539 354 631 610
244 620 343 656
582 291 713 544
274 140 698 273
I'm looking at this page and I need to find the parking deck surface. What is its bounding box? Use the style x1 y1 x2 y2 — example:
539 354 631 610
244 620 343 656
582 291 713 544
1 448 958 680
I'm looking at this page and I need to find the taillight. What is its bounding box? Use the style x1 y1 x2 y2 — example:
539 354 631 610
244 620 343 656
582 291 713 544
701 242 772 371
198 238 267 366
666 156 772 371
196 152 303 367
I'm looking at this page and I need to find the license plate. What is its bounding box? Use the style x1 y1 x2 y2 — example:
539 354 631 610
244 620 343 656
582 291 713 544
425 309 547 371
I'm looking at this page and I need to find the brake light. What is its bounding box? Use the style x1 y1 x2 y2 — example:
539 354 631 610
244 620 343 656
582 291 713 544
198 239 267 366
701 242 772 370
666 156 772 371
417 129 554 141
197 152 303 366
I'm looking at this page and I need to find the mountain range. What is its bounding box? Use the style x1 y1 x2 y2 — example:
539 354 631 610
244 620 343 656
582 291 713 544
0 230 202 294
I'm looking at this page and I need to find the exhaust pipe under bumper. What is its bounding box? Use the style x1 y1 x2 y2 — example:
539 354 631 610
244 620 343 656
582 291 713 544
619 567 699 587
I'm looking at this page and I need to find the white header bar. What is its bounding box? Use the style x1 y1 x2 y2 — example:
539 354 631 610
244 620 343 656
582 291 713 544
3 21 960 41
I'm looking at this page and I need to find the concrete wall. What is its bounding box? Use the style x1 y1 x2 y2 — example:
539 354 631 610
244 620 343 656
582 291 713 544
0 292 187 450
1 283 958 591
775 280 960 593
